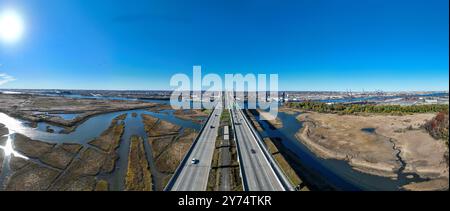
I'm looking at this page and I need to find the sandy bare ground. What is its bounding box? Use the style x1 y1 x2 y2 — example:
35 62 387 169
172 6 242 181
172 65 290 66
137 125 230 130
296 112 449 191
0 93 157 129
173 109 209 124
257 109 283 129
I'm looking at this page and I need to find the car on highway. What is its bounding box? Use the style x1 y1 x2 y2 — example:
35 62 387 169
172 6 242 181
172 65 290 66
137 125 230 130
251 149 256 154
191 158 199 164
210 125 215 129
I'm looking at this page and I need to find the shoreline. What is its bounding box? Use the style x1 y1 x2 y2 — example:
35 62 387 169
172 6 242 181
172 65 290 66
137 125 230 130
0 93 160 132
256 109 283 129
295 123 399 178
294 111 449 190
244 109 312 190
0 104 159 134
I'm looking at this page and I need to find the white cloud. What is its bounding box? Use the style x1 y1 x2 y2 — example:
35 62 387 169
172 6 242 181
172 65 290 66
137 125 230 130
0 73 16 85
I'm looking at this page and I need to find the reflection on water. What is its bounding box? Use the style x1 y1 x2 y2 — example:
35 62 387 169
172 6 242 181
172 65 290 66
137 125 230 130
0 133 28 160
0 112 118 144
0 109 200 144
0 108 202 190
255 111 360 190
36 123 65 134
100 110 201 191
0 133 29 188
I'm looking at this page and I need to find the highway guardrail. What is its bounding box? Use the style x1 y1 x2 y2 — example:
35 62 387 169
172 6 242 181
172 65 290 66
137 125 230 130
163 106 216 191
237 107 295 191
229 107 249 191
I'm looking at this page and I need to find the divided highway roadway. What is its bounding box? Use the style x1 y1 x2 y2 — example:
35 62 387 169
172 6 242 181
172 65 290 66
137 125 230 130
231 107 287 191
168 93 292 191
169 104 222 191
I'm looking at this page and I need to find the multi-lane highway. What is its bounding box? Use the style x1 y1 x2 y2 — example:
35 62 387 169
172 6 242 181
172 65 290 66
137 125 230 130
227 91 293 191
168 92 292 191
169 104 222 191
231 106 287 191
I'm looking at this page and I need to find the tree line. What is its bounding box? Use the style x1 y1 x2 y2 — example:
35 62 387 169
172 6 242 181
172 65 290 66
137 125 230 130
285 101 449 115
423 110 449 142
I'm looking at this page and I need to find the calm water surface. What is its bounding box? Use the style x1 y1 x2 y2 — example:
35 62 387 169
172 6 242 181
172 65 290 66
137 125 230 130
255 111 426 191
1 105 429 191
0 109 202 190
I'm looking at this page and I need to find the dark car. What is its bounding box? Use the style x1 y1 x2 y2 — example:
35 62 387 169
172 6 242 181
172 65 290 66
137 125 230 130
251 149 256 154
191 158 199 164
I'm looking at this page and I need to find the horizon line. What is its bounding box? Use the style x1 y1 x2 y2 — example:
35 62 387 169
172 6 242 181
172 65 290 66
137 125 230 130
0 88 449 93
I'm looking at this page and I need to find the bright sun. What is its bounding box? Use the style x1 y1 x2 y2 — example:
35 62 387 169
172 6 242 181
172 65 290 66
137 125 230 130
0 9 24 44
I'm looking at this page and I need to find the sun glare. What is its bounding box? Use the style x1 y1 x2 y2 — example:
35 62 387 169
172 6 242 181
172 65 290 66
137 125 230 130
0 9 24 44
0 134 28 160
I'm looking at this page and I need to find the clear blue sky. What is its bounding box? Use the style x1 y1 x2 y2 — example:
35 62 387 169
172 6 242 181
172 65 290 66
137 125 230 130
0 0 448 91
